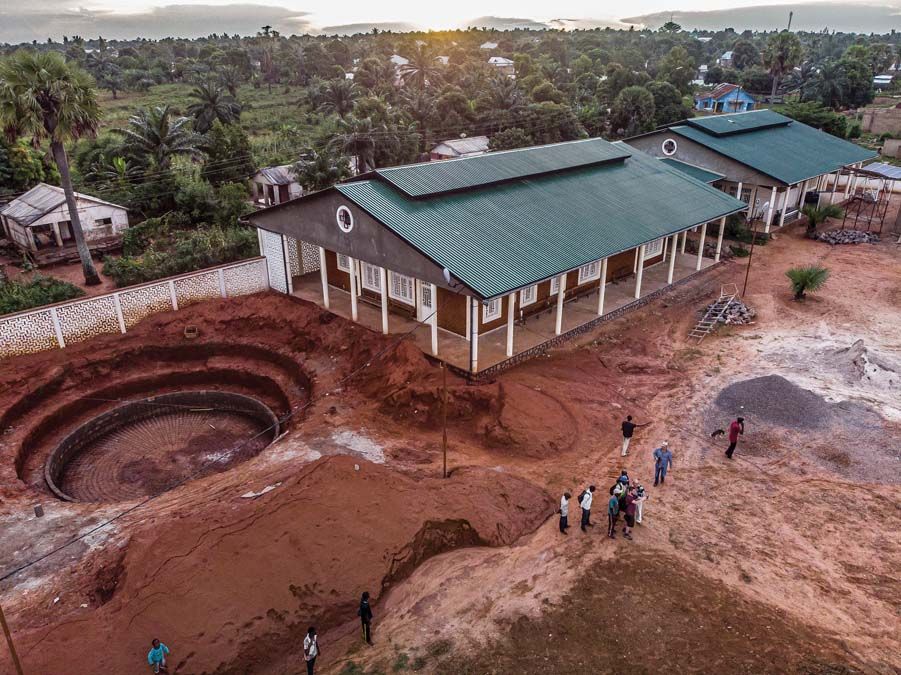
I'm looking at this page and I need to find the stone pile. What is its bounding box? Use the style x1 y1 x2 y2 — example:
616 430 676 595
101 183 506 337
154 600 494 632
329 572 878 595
704 299 756 325
816 229 880 245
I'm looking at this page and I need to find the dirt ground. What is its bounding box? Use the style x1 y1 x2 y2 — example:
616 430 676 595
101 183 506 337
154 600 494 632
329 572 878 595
0 210 900 675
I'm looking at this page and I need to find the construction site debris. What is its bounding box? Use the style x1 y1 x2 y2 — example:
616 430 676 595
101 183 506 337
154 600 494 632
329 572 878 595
703 298 757 325
714 375 833 429
816 230 880 245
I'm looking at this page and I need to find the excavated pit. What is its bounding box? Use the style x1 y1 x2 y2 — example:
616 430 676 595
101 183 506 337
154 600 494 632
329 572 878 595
45 391 279 503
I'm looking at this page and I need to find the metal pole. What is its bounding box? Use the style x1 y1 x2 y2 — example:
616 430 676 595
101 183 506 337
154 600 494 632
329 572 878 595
441 363 448 479
0 603 25 675
741 221 758 297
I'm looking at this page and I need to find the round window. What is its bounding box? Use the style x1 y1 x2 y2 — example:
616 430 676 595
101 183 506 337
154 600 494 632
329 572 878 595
662 138 678 156
336 205 354 233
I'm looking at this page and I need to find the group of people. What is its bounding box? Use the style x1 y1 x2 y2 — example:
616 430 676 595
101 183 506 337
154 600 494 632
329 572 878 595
559 467 647 540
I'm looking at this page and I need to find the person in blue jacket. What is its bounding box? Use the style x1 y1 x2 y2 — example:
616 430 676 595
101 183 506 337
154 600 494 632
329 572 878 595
147 638 170 673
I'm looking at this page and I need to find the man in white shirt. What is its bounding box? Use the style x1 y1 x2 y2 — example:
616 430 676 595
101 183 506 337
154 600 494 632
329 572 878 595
580 485 596 532
303 626 319 675
559 492 571 534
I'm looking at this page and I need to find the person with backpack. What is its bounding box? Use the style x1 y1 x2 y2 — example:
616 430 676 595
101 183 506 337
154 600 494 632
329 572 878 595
147 638 170 673
303 626 319 674
607 492 620 539
653 442 673 486
579 486 595 532
726 417 745 459
559 491 571 534
358 592 373 645
621 415 651 456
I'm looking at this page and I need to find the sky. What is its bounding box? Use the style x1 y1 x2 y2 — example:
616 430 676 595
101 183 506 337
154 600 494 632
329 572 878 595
2 0 900 43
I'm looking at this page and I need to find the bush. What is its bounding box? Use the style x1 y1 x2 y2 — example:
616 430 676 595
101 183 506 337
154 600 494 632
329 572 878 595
724 215 770 245
786 265 830 300
0 275 85 315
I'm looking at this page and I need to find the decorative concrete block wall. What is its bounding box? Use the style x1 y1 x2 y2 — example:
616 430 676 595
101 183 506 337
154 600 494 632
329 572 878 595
0 257 269 359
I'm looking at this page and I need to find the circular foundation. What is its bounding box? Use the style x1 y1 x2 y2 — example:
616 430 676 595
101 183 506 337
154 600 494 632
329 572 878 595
45 391 279 503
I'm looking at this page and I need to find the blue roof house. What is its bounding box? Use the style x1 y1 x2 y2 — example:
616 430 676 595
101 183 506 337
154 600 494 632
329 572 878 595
695 84 755 113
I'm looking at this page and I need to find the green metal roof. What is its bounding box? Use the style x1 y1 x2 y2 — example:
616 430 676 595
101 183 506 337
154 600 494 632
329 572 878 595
369 138 631 197
659 158 725 184
336 141 745 299
670 111 876 185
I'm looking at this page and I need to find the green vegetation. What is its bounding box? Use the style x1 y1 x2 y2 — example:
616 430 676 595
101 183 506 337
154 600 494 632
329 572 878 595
786 265 830 300
800 203 843 237
0 275 85 314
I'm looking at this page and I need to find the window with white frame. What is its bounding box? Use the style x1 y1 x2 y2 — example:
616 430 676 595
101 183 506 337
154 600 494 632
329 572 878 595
483 298 502 322
662 138 678 156
336 253 351 272
361 262 381 291
549 275 561 295
520 284 537 306
336 205 354 233
578 260 601 284
388 271 414 305
644 238 664 258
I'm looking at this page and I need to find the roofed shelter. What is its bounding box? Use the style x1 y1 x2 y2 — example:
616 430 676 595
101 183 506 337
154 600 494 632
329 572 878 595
0 183 129 265
251 166 301 207
627 110 877 233
246 139 745 375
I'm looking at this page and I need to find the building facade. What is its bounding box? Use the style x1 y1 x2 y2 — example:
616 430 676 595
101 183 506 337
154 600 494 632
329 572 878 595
694 84 756 113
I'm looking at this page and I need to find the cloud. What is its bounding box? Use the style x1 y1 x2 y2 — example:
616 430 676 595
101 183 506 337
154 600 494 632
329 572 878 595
622 2 901 33
0 4 314 43
317 21 418 35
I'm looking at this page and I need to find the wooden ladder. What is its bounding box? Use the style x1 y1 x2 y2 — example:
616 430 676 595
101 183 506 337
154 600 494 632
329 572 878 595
689 284 738 342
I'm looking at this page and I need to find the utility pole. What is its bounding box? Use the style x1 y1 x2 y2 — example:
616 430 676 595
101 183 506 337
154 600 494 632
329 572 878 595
742 220 759 297
787 10 793 31
0 603 25 675
441 363 448 479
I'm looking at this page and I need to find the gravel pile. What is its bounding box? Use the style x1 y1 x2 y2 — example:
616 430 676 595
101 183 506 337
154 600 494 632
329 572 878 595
713 375 833 429
816 230 880 245
704 299 756 325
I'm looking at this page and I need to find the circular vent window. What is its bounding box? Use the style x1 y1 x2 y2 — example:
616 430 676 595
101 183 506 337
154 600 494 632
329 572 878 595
336 205 354 233
662 138 678 156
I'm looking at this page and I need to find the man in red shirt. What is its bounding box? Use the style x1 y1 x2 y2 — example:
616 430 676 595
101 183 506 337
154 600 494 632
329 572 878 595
726 417 745 459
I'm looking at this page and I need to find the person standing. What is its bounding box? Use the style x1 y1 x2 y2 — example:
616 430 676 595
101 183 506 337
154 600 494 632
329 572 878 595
622 489 637 540
358 592 373 645
621 415 650 457
653 442 673 486
559 491 571 534
726 417 745 459
303 626 319 675
607 492 620 539
147 639 170 674
580 486 595 532
634 483 646 525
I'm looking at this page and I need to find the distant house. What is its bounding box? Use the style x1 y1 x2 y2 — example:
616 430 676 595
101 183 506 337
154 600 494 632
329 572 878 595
389 54 409 68
251 166 302 207
0 183 129 264
480 41 498 50
695 84 755 113
874 74 894 90
435 55 449 65
429 136 490 161
488 56 515 78
717 51 734 68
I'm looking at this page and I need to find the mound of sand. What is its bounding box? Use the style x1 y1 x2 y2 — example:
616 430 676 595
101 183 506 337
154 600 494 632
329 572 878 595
714 374 833 429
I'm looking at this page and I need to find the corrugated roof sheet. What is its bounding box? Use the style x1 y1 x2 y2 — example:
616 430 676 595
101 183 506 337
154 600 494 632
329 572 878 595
256 166 295 185
860 161 901 180
433 136 490 156
372 138 631 198
671 111 876 184
705 83 739 100
336 144 745 299
0 183 125 226
659 158 725 184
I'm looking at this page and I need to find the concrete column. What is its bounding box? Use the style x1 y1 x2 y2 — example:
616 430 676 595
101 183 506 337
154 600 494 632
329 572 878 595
634 245 646 299
52 223 63 247
831 170 840 203
714 217 726 262
469 298 479 373
348 256 358 322
554 274 566 335
696 222 708 271
379 267 388 334
844 168 853 197
464 294 471 342
680 230 688 253
281 235 293 294
505 292 516 357
778 189 788 228
632 248 639 273
735 181 744 202
597 258 608 315
765 186 778 233
429 283 438 356
667 233 678 284
318 247 330 309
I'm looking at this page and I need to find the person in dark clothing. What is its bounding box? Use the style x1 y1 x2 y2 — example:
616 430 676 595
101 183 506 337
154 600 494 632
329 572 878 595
358 592 373 644
303 626 319 675
607 493 620 539
726 417 745 459
621 415 651 457
622 489 637 540
580 486 596 532
559 491 571 534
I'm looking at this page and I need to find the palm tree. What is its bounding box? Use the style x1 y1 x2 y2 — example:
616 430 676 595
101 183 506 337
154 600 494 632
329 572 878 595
784 61 818 101
115 105 198 169
402 89 436 150
786 265 829 300
398 44 442 91
0 50 102 285
291 149 350 192
318 79 358 119
186 83 241 133
814 60 847 109
476 75 524 115
801 203 843 237
763 32 803 98
218 65 243 97
329 116 381 173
